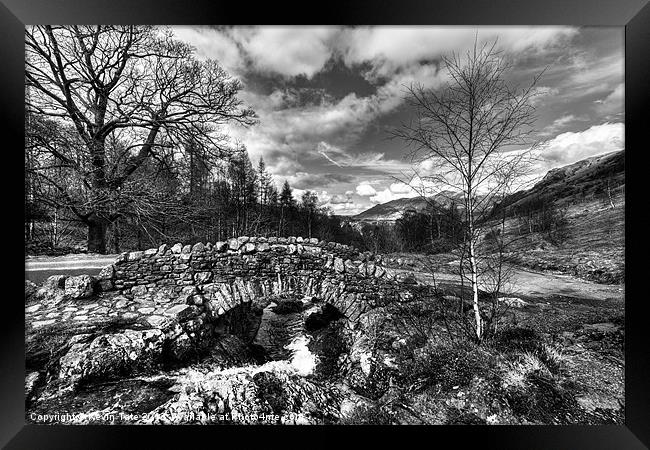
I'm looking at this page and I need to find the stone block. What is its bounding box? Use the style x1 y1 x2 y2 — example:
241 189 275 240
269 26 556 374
127 251 144 261
64 275 95 299
164 304 197 321
194 271 213 284
228 238 240 250
334 257 345 273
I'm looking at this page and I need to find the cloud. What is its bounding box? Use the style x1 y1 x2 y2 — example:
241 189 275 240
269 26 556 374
367 181 422 204
285 172 355 190
356 183 378 196
389 182 415 194
540 122 624 167
176 25 578 82
529 86 560 106
324 201 367 215
565 53 624 95
316 142 409 172
172 26 245 76
338 26 578 80
369 188 397 204
230 27 338 78
595 83 624 119
540 114 589 136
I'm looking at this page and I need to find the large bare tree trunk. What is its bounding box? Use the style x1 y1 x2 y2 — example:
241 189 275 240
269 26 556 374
88 220 107 254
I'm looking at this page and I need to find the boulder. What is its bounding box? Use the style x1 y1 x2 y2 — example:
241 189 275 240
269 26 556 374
64 275 95 299
57 328 165 386
97 264 114 280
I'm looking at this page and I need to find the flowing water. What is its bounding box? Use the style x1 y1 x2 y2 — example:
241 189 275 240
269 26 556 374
252 299 322 375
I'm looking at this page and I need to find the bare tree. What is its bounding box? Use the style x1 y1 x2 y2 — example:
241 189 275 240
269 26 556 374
393 39 542 341
25 25 256 253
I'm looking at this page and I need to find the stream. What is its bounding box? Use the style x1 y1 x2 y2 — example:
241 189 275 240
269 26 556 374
252 298 323 375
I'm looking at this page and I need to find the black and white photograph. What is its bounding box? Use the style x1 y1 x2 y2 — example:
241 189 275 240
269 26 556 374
24 24 626 426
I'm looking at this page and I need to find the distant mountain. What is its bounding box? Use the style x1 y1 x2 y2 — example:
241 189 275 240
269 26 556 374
350 150 625 223
350 190 466 222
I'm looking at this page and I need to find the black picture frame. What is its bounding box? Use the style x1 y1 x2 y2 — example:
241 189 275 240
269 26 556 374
3 0 648 447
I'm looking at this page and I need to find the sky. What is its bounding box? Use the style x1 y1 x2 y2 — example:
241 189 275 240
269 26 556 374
171 26 624 216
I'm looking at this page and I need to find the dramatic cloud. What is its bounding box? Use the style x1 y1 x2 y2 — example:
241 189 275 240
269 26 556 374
171 26 623 215
540 122 624 168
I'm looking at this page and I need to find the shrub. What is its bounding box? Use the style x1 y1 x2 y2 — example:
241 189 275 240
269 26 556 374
399 341 494 392
505 370 578 424
492 327 543 354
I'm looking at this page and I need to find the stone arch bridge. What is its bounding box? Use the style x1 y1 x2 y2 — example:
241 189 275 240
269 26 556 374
26 236 431 388
97 236 424 327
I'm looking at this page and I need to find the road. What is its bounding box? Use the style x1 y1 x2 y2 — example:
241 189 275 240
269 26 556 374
395 264 624 303
25 254 118 284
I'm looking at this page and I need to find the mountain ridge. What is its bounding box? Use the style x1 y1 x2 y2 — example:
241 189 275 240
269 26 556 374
348 149 625 223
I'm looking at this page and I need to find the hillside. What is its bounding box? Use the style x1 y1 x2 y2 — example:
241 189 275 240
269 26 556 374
492 149 624 217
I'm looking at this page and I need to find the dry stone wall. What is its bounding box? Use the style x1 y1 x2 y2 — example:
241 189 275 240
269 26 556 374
99 236 419 325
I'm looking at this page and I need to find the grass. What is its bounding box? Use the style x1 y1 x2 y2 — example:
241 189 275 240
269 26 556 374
346 305 623 425
500 195 624 284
